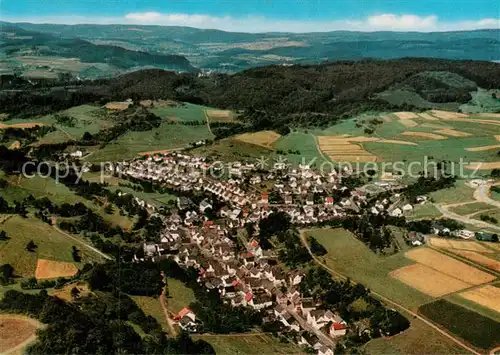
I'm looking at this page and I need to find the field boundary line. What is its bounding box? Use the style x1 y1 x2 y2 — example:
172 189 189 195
299 229 482 355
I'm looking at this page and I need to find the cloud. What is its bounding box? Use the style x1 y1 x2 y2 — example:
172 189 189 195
2 12 499 33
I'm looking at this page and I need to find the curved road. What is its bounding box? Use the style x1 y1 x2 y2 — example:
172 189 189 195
475 183 500 209
299 230 482 355
433 204 500 232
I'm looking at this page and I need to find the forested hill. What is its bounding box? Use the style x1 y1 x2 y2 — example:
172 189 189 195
0 24 198 73
2 58 500 128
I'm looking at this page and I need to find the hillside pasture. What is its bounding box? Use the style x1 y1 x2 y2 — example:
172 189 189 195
0 215 103 277
150 102 209 122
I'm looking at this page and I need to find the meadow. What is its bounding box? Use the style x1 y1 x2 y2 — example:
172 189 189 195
131 295 170 333
165 278 197 314
192 334 304 355
0 215 103 277
150 102 211 122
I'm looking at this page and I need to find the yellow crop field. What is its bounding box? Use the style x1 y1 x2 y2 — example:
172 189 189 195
436 129 471 137
390 264 470 297
430 110 469 119
0 122 46 129
394 112 420 119
428 238 494 253
235 130 281 149
449 250 500 271
466 162 500 170
459 285 500 313
405 248 496 285
205 109 235 123
318 136 377 162
419 113 439 121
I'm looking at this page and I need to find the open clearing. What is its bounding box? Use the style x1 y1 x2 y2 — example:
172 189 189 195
131 295 170 333
389 263 470 297
165 278 197 313
428 237 495 253
401 131 447 140
0 314 43 355
0 122 46 129
35 258 79 279
205 109 235 123
104 102 131 110
437 129 471 137
235 130 281 149
449 250 500 271
459 285 500 314
50 282 91 302
305 228 433 309
193 334 303 355
405 248 496 285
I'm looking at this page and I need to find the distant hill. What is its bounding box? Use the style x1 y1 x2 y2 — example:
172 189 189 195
0 23 198 78
3 22 500 72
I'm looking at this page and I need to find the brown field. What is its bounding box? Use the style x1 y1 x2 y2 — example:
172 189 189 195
35 258 79 280
394 112 420 119
0 122 46 129
428 238 495 253
50 282 91 301
449 250 500 271
419 112 439 121
400 119 418 128
466 162 500 170
481 113 500 119
436 129 471 137
465 144 500 152
140 99 179 108
104 102 131 110
235 130 281 149
9 141 20 149
485 242 500 251
430 110 469 119
459 285 500 313
495 135 500 142
205 109 235 123
0 314 43 354
401 131 447 140
389 263 470 297
381 115 392 122
405 248 496 285
317 136 377 162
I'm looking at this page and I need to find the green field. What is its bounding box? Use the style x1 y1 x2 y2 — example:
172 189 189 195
0 215 103 277
419 299 500 350
305 228 433 309
429 180 476 204
192 334 303 355
131 295 170 333
191 138 271 162
407 204 442 220
150 102 210 122
364 314 466 355
165 278 196 314
449 202 493 215
87 122 214 162
273 131 331 167
472 208 500 225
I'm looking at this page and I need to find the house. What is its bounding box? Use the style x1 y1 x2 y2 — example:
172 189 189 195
390 208 403 217
307 309 334 329
284 195 293 204
330 316 347 337
175 308 198 332
251 293 273 310
324 197 334 206
306 193 314 206
402 204 413 212
455 229 475 239
318 346 334 355
299 333 322 350
199 199 212 213
261 193 269 204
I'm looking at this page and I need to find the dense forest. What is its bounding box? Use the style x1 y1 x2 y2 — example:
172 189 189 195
1 58 499 129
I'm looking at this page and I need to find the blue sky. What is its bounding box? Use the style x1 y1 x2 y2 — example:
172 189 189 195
1 0 499 32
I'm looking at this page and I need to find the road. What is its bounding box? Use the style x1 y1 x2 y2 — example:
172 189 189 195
475 183 500 209
160 272 179 337
299 230 482 355
433 204 500 232
286 305 335 347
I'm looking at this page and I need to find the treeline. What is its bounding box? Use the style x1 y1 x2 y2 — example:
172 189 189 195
2 58 499 128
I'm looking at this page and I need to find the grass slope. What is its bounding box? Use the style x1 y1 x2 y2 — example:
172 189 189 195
0 215 103 277
165 278 196 314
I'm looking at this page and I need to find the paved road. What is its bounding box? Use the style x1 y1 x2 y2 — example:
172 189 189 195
475 183 500 209
433 204 500 232
286 306 335 347
299 230 482 355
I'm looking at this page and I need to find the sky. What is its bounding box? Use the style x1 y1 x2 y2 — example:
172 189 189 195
0 0 499 32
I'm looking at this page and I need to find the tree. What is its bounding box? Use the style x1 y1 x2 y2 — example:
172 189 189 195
0 264 14 284
70 287 80 299
82 131 93 141
26 240 37 252
0 230 8 240
72 246 81 262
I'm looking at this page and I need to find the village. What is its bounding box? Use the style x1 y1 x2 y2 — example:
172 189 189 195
109 151 443 354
